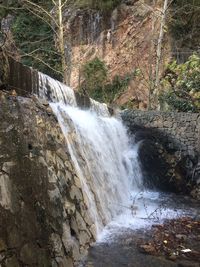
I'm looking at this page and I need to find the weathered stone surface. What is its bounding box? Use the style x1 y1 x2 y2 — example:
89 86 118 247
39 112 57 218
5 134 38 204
0 92 95 266
0 239 6 252
122 110 200 154
0 173 12 211
5 256 20 267
20 243 39 264
121 110 200 194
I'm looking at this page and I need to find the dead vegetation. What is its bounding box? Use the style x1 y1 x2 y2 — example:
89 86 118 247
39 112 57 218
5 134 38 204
138 217 200 264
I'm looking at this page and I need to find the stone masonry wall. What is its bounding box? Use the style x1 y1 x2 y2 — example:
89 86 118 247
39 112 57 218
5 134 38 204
122 110 200 156
0 92 96 267
121 110 200 196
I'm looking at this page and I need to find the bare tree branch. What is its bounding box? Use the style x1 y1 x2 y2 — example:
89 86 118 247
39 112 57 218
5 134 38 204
61 0 69 8
24 6 58 37
20 36 52 46
23 54 63 75
0 4 24 10
22 0 59 28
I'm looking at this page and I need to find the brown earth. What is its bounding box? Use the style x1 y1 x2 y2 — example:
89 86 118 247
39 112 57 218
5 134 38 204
66 0 171 109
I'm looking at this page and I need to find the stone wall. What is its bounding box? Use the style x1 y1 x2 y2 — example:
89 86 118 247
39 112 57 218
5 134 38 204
0 92 95 267
121 110 200 195
122 110 200 156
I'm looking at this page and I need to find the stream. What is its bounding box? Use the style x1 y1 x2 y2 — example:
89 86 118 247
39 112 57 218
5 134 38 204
81 193 199 267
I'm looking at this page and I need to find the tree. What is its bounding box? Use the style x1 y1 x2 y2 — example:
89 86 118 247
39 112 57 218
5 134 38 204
134 0 200 110
20 0 69 84
168 0 200 63
134 0 171 110
153 0 169 108
81 57 107 96
0 0 70 83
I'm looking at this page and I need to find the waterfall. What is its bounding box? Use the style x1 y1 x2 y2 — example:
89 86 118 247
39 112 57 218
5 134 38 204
38 72 143 236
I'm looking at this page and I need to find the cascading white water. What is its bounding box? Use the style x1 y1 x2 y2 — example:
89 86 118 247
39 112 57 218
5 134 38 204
38 72 143 235
38 72 77 106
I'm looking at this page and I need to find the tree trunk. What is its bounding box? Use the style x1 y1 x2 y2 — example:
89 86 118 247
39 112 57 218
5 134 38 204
147 0 157 110
154 0 168 107
57 0 68 84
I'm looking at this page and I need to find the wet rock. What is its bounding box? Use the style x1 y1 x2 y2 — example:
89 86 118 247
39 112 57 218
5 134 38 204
57 148 69 162
79 230 91 246
7 226 21 248
5 256 20 267
0 239 6 252
62 222 73 253
60 257 73 267
20 243 39 264
175 234 187 241
168 254 177 261
178 261 200 267
72 240 81 261
50 233 64 258
40 99 49 107
0 173 12 211
89 224 97 239
70 186 83 201
64 200 75 214
139 243 157 255
76 211 87 231
190 187 200 200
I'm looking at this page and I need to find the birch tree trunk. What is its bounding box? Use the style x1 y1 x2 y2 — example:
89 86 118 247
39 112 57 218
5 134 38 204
148 11 157 110
57 0 68 84
154 0 169 106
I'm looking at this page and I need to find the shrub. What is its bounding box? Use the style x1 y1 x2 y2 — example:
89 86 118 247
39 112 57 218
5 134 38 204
82 57 107 94
81 57 139 103
160 54 200 112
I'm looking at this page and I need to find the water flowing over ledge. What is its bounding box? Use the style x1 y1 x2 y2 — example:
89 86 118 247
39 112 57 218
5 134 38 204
38 72 110 117
37 71 143 236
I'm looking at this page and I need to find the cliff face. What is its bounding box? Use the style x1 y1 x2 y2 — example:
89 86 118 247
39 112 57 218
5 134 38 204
64 0 170 109
0 92 96 267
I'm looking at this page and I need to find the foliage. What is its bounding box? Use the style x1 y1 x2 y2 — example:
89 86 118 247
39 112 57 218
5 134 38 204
169 0 200 62
82 57 138 103
0 0 62 80
82 57 107 94
104 74 132 103
160 55 200 112
11 9 62 80
91 73 133 103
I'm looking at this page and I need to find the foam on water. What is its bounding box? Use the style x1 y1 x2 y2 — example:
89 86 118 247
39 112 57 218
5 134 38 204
97 190 186 242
